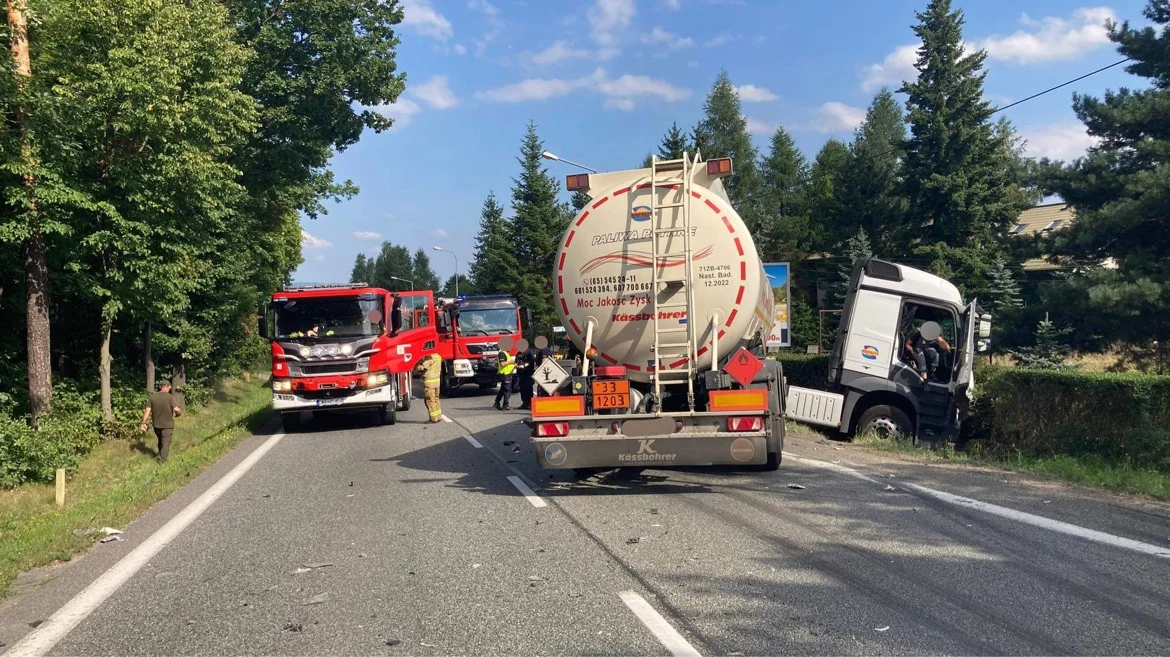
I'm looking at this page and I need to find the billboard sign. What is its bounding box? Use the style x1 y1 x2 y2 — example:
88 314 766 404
763 262 790 349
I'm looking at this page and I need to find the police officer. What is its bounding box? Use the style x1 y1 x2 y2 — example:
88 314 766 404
416 352 443 422
515 343 536 410
494 343 516 410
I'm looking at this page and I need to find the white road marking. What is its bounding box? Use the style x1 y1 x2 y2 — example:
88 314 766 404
463 435 483 448
506 475 547 508
5 432 287 657
618 590 702 657
441 414 453 423
786 453 1170 559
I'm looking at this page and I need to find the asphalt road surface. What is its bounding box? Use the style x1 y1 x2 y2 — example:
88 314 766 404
3 384 1170 656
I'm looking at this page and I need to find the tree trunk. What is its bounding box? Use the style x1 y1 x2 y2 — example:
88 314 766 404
9 0 51 426
172 359 187 413
144 321 155 391
100 317 113 423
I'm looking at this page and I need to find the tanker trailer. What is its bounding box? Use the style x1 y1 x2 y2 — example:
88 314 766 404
528 153 784 471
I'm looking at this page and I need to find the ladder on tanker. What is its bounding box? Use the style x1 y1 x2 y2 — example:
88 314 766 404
648 152 699 411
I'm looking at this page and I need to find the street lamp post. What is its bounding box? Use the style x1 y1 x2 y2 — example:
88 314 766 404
541 150 598 173
432 246 459 297
389 276 414 291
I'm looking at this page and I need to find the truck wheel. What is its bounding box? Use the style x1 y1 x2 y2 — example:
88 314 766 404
763 451 781 471
440 372 457 398
857 405 912 440
281 412 300 433
399 376 412 411
379 403 397 426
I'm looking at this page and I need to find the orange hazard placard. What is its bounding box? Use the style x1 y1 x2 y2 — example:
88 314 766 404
723 348 764 388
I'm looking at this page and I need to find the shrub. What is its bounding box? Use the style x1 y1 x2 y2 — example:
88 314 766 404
773 352 831 389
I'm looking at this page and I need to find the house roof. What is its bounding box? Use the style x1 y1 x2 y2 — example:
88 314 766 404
1013 203 1076 271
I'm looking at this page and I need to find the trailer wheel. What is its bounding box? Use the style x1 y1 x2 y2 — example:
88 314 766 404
857 405 912 440
281 412 300 433
763 451 781 471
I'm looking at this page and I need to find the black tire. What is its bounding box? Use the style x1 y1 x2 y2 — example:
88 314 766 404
380 403 397 426
281 412 300 433
857 404 913 440
763 451 780 471
399 375 412 411
440 371 458 398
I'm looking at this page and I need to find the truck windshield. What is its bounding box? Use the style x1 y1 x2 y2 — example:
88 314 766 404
456 307 519 335
274 297 384 339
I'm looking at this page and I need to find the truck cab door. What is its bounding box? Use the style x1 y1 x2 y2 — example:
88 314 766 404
386 291 439 371
952 301 978 417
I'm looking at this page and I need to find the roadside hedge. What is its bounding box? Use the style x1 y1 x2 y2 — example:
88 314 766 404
773 353 831 389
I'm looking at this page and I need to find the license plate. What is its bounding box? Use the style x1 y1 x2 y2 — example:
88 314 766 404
592 379 630 410
315 398 344 407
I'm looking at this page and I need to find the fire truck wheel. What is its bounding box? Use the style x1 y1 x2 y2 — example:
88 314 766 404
399 383 412 411
440 371 458 397
379 403 397 426
281 413 300 433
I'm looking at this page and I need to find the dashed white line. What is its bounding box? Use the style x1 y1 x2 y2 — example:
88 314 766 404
441 414 453 423
5 432 287 657
786 453 1170 559
506 475 547 508
463 435 484 448
619 590 702 657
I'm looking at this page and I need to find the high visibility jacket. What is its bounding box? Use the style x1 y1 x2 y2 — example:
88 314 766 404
497 350 515 376
419 353 443 386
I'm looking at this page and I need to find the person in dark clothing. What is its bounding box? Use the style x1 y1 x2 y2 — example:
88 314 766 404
515 346 537 409
901 310 952 382
139 382 181 462
390 294 404 337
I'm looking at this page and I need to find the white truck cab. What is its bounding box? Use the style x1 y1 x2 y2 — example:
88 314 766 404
787 258 991 445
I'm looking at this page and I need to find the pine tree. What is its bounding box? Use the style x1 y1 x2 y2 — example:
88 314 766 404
807 139 851 252
693 72 762 217
1011 314 1073 370
410 248 440 292
571 190 591 212
1042 0 1170 348
828 229 874 308
981 252 1023 313
899 0 1032 252
370 241 413 291
350 254 370 283
441 274 475 298
757 126 812 261
657 122 692 160
468 191 517 294
508 122 568 334
839 89 907 255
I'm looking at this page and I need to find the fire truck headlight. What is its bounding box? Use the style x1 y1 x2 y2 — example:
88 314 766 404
341 344 354 356
367 371 390 387
299 347 311 358
273 379 292 393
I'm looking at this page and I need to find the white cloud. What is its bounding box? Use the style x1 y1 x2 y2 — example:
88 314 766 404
412 75 460 109
301 229 332 249
476 69 689 107
664 0 682 7
313 255 327 262
686 60 699 68
704 34 733 48
353 231 383 240
735 84 779 103
604 98 636 111
469 0 504 56
400 0 452 42
432 228 450 239
861 43 919 92
813 102 866 133
589 0 635 54
368 98 422 127
641 27 694 53
453 43 467 55
745 117 776 135
976 7 1118 64
530 41 594 65
1021 122 1100 161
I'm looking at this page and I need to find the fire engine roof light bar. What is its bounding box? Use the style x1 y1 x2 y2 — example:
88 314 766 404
541 151 598 173
282 282 369 292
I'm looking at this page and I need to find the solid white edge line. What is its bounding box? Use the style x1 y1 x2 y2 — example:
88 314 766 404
4 432 287 657
463 435 484 448
506 475 547 508
441 414 453 423
618 590 702 657
785 452 1170 559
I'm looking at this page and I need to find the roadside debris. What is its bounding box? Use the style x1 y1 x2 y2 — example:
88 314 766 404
100 535 123 543
875 626 890 632
883 485 896 491
304 593 329 605
421 642 437 647
282 622 303 632
386 639 402 647
100 527 122 536
649 508 659 515
292 567 312 575
502 440 515 446
626 537 640 544
303 562 333 569
787 484 806 490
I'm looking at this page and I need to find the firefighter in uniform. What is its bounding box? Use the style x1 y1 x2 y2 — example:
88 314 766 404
493 346 516 411
416 352 443 422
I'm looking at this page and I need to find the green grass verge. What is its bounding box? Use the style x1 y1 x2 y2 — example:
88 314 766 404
852 433 1170 499
0 376 271 596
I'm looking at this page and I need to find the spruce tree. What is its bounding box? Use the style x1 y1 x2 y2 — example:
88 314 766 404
508 122 567 334
807 139 851 251
571 190 591 212
981 252 1023 313
840 89 907 255
411 248 441 292
350 254 371 283
1011 314 1073 370
757 126 813 261
657 122 692 160
693 72 762 217
1043 0 1170 348
468 191 516 294
370 242 413 291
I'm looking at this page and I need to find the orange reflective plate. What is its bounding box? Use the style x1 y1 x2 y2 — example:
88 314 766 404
708 388 769 413
531 396 585 418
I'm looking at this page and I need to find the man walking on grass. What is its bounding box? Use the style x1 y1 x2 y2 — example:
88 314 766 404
140 382 181 462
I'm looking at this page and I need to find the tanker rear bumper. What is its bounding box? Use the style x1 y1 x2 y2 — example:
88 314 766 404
530 412 775 469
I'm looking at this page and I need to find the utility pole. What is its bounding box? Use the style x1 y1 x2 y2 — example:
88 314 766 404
8 0 52 426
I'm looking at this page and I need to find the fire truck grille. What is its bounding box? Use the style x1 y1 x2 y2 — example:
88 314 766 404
301 362 358 375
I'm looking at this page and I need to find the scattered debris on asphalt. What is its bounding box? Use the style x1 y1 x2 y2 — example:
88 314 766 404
282 622 303 632
304 593 329 605
385 639 402 647
626 537 640 544
349 481 354 487
100 527 122 536
787 484 806 490
346 494 354 498
883 485 896 491
303 562 333 569
28 620 43 629
100 535 123 543
421 642 437 647
649 508 659 515
502 440 515 446
512 446 521 453
262 493 271 498
875 626 890 632
292 567 312 575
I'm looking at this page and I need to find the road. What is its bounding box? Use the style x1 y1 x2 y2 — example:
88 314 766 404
3 385 1170 656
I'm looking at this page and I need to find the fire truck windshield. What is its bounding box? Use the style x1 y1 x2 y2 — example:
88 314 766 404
275 296 384 340
455 308 518 335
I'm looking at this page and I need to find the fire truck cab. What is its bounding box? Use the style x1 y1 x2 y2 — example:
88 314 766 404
259 284 438 431
434 295 523 396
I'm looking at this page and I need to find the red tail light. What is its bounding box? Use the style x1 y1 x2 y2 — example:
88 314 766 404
533 421 570 437
727 416 764 432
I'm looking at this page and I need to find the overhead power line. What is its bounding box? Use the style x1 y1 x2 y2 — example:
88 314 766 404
991 58 1132 114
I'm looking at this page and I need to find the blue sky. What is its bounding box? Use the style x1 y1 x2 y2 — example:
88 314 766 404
294 0 1151 285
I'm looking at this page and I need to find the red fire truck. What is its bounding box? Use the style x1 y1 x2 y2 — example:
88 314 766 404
259 284 438 431
433 295 524 396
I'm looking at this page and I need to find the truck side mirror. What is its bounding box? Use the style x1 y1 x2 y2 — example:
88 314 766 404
978 314 992 339
257 304 269 340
